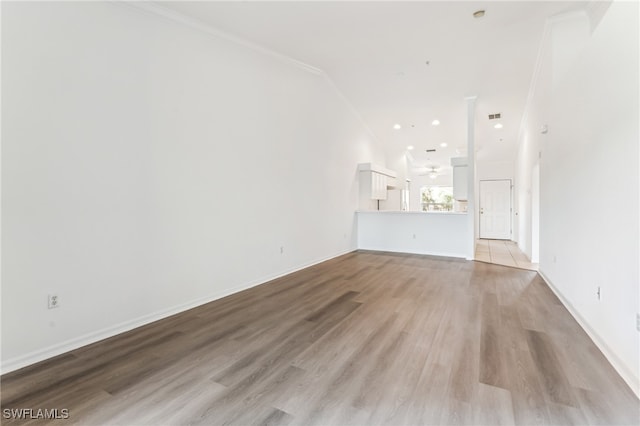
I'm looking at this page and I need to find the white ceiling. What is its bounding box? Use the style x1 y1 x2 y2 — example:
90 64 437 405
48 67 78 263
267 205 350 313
160 1 586 173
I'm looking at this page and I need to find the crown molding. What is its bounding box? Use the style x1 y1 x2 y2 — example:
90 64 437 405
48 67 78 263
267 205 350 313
114 1 380 149
516 19 550 150
118 1 324 76
516 7 593 150
546 9 589 25
585 0 612 33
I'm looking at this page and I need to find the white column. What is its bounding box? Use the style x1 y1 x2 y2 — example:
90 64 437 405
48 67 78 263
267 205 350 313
465 96 477 260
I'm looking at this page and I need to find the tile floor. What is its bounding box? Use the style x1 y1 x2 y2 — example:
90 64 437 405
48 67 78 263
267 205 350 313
474 239 538 271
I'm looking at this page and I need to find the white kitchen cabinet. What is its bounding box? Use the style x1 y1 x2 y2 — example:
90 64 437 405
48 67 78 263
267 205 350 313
452 165 468 200
357 163 397 210
450 157 468 201
372 172 388 200
361 171 387 202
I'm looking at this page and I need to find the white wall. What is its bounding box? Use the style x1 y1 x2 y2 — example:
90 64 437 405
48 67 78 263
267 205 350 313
1 2 384 371
476 161 514 183
357 212 468 258
515 1 639 394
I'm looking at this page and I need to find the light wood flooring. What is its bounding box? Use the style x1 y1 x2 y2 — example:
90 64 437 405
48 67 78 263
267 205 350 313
2 251 638 425
475 239 539 271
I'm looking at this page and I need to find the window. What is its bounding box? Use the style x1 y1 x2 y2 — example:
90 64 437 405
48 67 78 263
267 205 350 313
421 186 454 212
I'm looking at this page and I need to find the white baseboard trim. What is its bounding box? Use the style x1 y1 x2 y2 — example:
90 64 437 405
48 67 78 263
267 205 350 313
1 249 355 375
538 269 640 399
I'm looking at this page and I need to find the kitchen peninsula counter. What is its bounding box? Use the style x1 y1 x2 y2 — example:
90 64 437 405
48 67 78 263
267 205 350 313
356 210 469 258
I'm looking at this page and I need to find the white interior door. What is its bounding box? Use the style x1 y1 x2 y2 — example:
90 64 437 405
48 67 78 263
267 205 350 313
479 180 512 240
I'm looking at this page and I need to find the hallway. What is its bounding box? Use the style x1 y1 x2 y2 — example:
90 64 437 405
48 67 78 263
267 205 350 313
475 239 538 271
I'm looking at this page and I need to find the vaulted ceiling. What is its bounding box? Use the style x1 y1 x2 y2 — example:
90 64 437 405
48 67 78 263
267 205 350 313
161 1 586 174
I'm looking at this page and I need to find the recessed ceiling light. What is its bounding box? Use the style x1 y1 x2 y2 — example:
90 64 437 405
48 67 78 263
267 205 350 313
494 123 503 129
473 10 485 18
440 142 448 147
407 145 414 150
432 120 440 126
393 123 402 130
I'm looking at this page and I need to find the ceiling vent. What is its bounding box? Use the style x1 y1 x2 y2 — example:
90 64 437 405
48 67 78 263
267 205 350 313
488 113 501 120
426 149 436 153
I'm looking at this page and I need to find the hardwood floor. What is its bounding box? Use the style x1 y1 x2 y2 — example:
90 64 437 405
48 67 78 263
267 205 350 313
2 251 638 425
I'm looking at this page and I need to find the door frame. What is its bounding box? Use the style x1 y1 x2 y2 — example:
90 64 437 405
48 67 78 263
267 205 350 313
479 179 512 240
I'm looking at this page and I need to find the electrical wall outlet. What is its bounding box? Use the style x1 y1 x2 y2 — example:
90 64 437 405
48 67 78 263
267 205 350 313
280 246 284 254
48 294 60 309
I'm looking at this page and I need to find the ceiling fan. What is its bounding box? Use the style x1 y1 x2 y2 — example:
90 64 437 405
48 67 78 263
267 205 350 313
411 165 440 179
